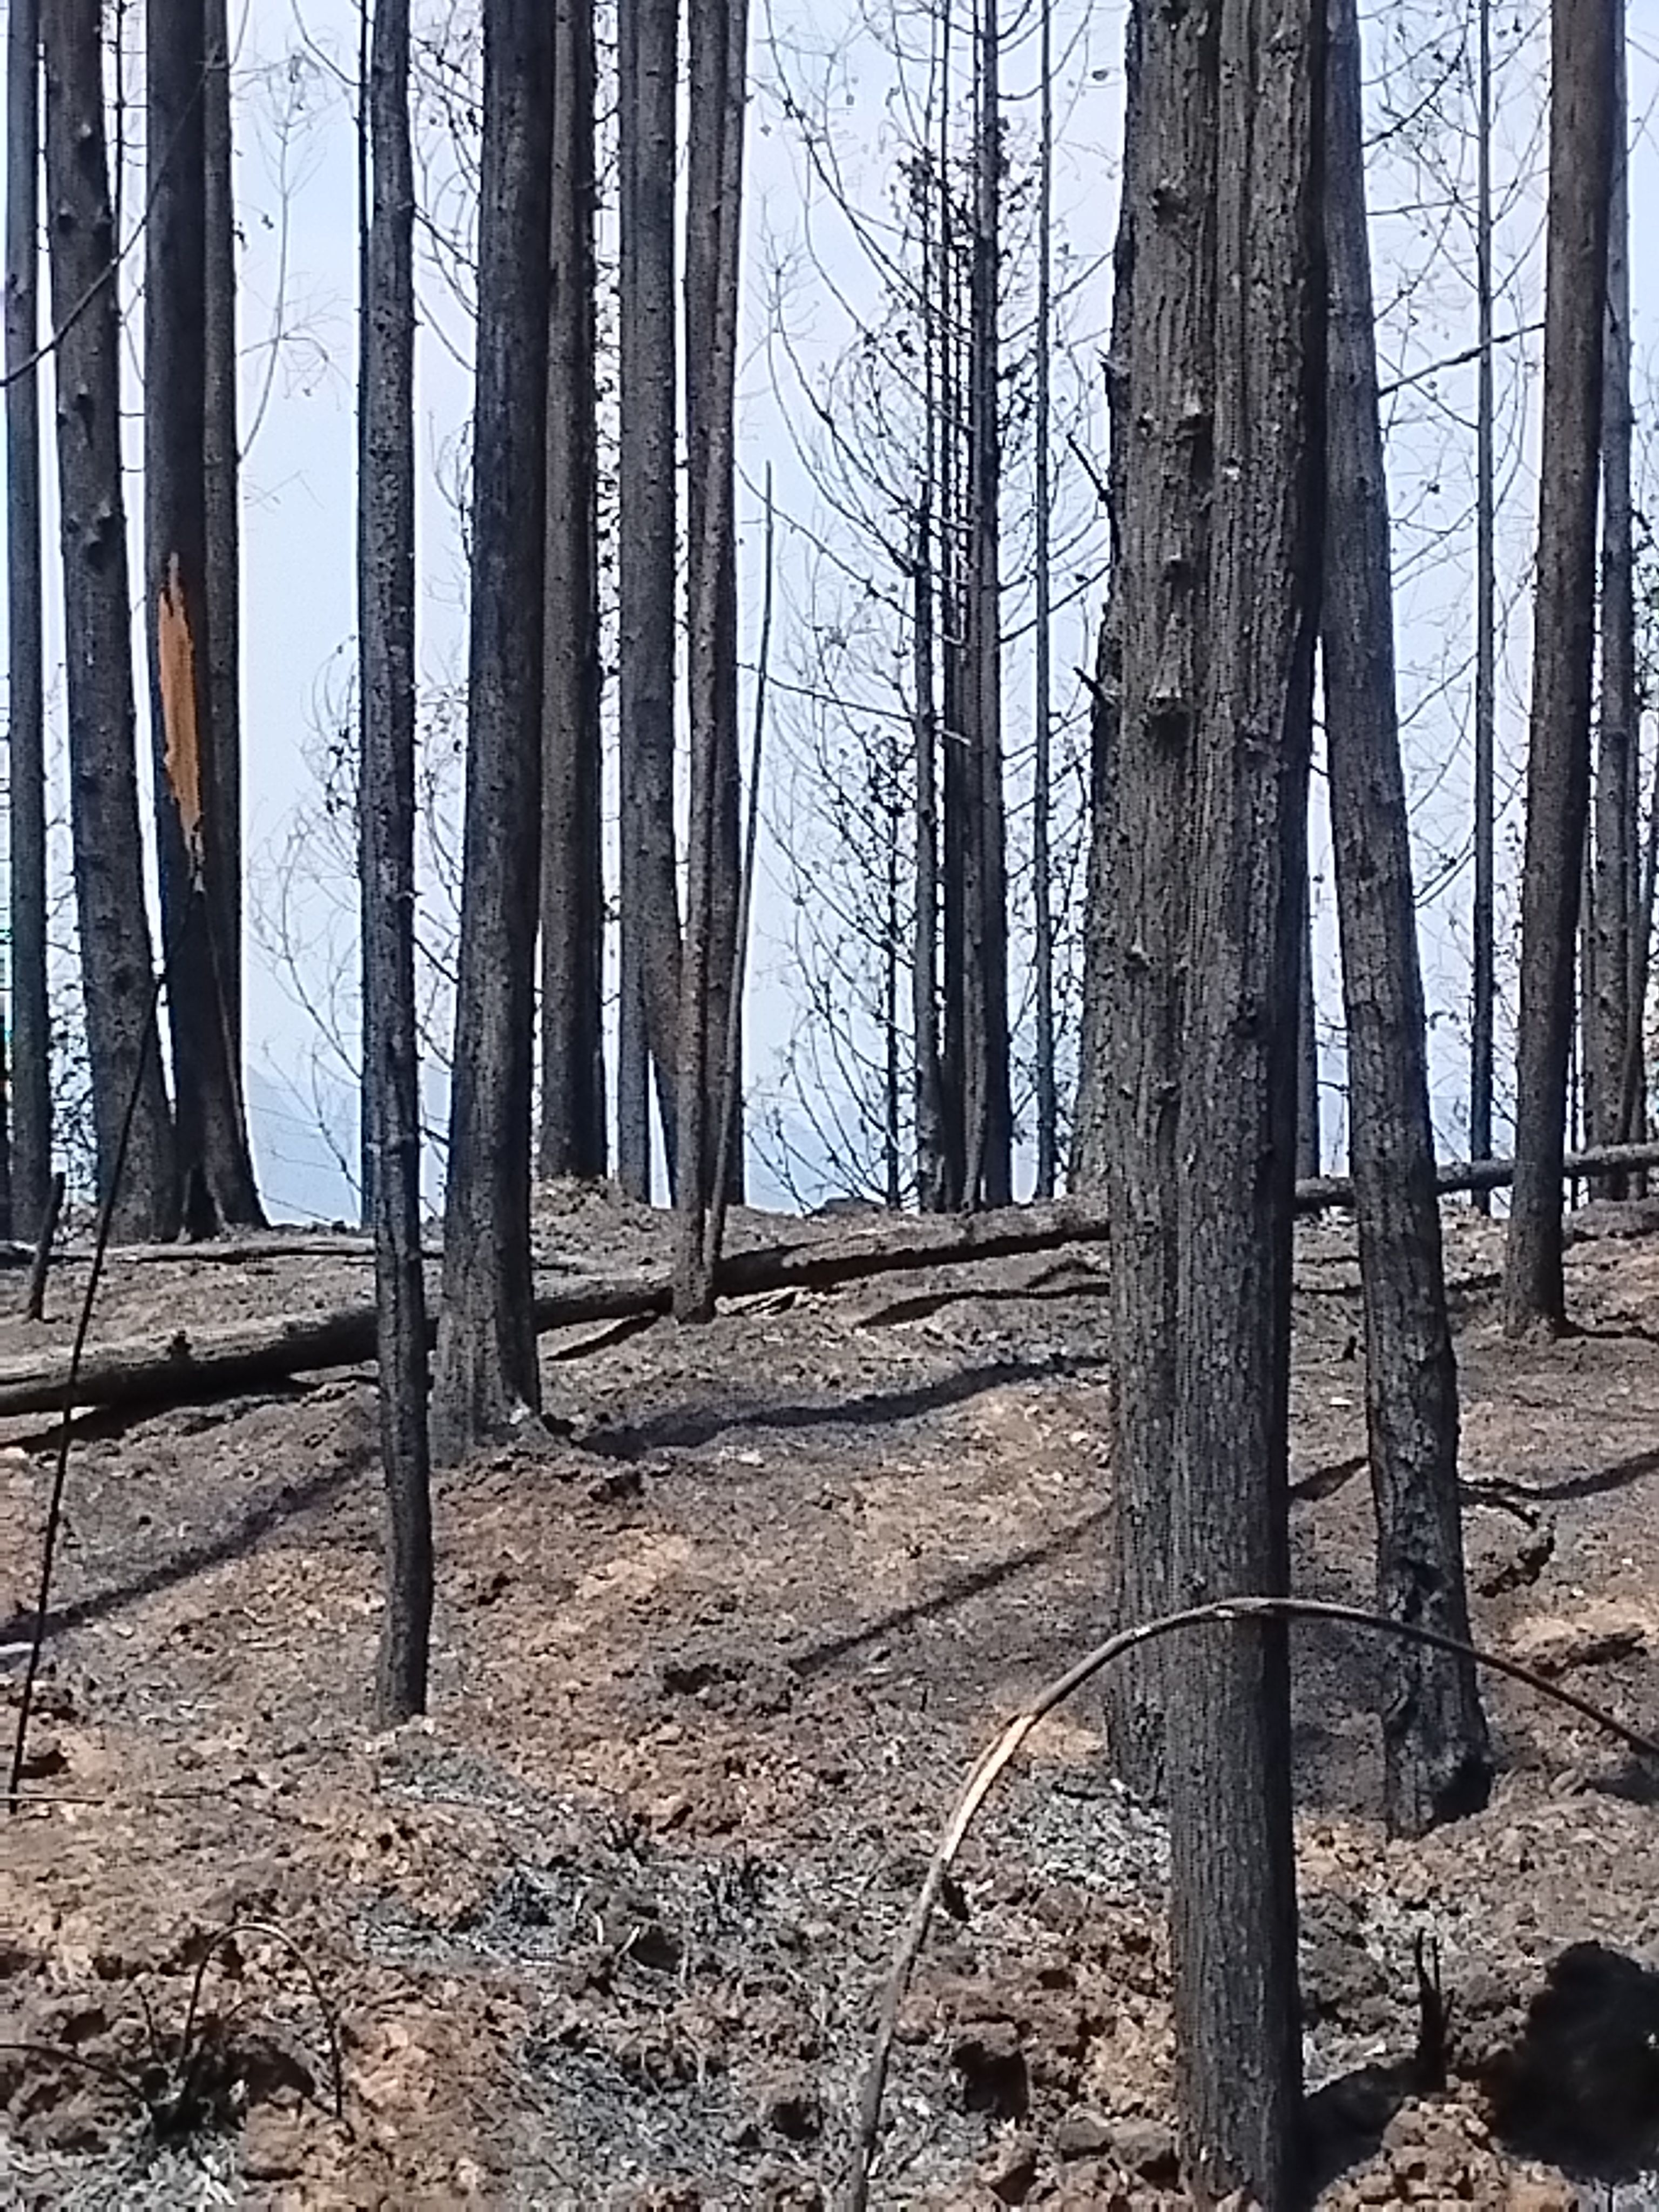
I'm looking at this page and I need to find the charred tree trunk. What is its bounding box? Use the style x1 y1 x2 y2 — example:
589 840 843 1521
1164 0 1323 2191
616 0 682 1199
1589 7 1635 1190
913 125 946 1216
1031 0 1056 1201
1502 0 1617 1336
1469 0 1496 1206
203 0 240 1076
677 0 747 1317
913 477 946 1211
1093 0 1206 1804
882 725 903 1210
1323 0 1492 1838
42 0 178 1240
360 0 431 1721
145 0 264 1232
960 0 1009 1210
1626 741 1659 1150
431 0 554 1456
1297 865 1320 1181
1069 197 1130 1194
5 0 47 1238
683 0 746 1226
539 0 606 1182
937 32 967 1210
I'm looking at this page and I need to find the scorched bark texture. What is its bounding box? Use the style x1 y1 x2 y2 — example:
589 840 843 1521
1164 0 1323 2193
1503 0 1617 1337
360 0 433 1717
42 0 179 1241
432 0 555 1460
1322 0 1491 1839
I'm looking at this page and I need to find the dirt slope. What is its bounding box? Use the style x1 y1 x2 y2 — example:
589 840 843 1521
4 1186 1659 2209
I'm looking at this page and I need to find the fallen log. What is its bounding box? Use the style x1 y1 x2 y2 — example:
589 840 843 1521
1292 1135 1659 1211
33 1231 438 1266
2 1136 1657 1422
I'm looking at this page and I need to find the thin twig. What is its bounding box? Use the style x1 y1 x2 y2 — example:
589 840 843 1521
1375 319 1542 400
846 1593 1659 2211
6 968 168 1812
175 1918 345 2124
0 63 214 394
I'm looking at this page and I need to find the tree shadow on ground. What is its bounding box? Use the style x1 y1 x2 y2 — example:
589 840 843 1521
790 1503 1109 1677
0 1458 363 1650
576 1352 1110 1462
1480 1445 1659 1504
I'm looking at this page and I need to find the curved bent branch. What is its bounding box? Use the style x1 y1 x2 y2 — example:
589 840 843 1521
846 1593 1659 2211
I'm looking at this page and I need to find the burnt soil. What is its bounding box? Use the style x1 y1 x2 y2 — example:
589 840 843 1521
5 1186 1659 2209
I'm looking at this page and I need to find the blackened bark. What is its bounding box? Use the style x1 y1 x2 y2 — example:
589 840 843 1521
1624 744 1659 1149
677 0 747 1317
1100 0 1209 1803
5 0 47 1237
42 0 178 1240
1164 0 1322 2191
146 0 264 1232
1503 0 1617 1335
913 480 946 1212
683 0 746 1230
1590 9 1635 1186
960 0 1009 1211
1323 0 1491 1838
539 0 606 1182
431 0 554 1458
203 0 241 1074
360 0 431 1721
1297 865 1320 1181
616 0 681 1198
938 58 966 1209
1031 0 1055 1201
912 83 944 1216
1469 0 1495 1203
1069 183 1129 1192
0 1029 10 1240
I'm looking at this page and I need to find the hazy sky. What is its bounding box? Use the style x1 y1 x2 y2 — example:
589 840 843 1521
4 0 1658 1219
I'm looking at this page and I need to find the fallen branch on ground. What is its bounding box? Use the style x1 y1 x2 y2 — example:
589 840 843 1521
845 1594 1659 2212
4 1139 1657 1423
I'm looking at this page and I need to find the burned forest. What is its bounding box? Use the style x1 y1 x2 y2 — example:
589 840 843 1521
4 0 1659 2205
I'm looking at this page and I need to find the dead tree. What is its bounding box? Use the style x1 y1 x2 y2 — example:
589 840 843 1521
5 0 47 1237
616 0 683 1198
1587 8 1637 1190
1164 0 1324 2191
1083 0 1205 1803
1296 865 1320 1181
1323 0 1492 1838
1503 0 1617 1336
203 0 241 1074
145 0 265 1231
360 0 432 1719
1030 0 1056 1199
43 0 179 1240
431 0 555 1456
539 0 606 1182
1469 0 1496 1203
1069 219 1128 1196
957 0 1010 1210
677 0 747 1317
